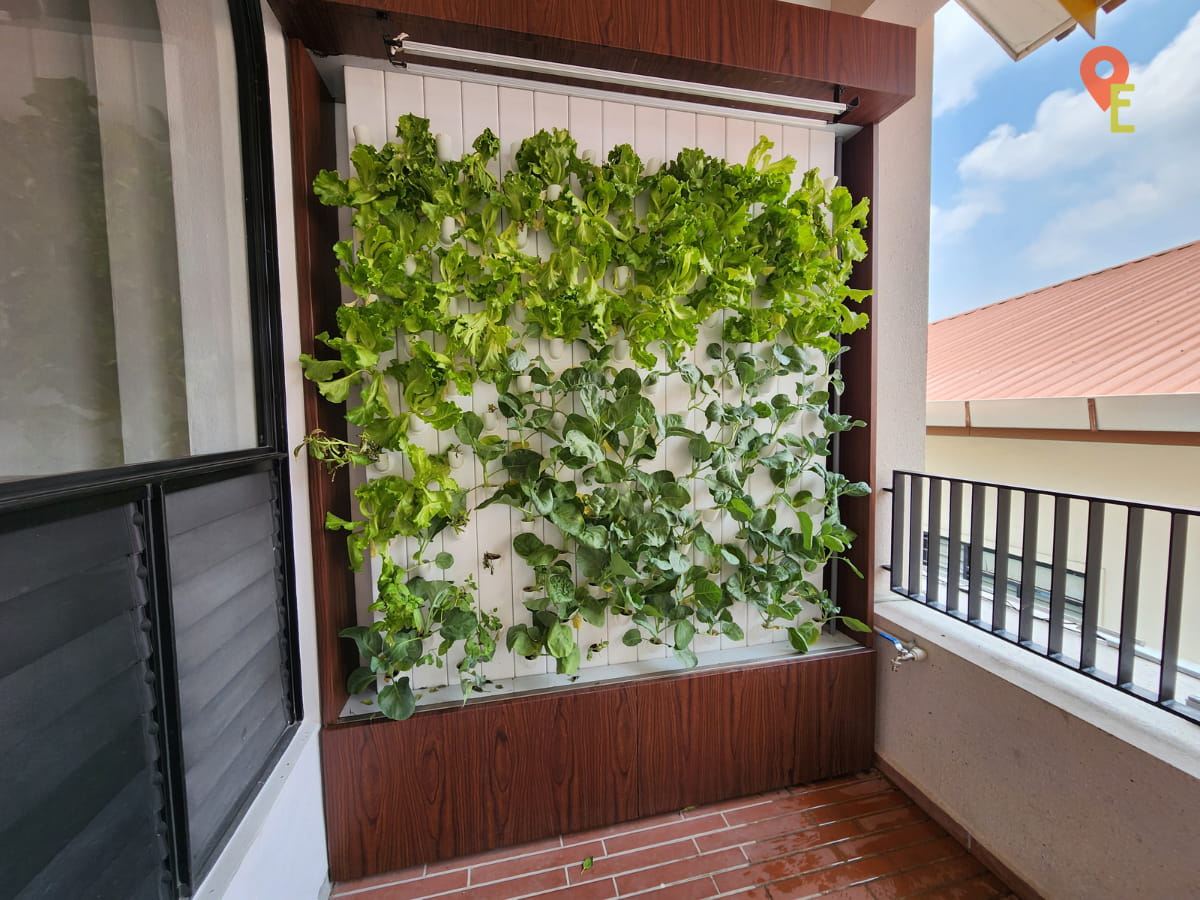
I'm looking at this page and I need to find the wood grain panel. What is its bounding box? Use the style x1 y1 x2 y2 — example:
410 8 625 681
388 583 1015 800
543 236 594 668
834 125 876 637
322 684 639 880
265 0 916 125
634 648 875 815
322 649 873 879
286 40 359 724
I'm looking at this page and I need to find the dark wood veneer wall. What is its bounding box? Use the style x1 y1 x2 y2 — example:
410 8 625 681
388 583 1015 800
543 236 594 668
322 648 875 879
267 0 915 125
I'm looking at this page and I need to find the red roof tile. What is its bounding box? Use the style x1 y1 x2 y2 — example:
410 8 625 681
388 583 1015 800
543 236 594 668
927 241 1200 402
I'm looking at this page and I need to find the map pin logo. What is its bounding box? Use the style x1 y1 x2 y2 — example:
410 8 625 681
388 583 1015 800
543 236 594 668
1080 46 1130 111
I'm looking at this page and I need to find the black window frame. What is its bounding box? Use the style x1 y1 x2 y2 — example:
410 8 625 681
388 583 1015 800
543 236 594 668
0 0 301 895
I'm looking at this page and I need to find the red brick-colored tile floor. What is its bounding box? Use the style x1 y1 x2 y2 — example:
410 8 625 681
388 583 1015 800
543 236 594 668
332 771 1016 900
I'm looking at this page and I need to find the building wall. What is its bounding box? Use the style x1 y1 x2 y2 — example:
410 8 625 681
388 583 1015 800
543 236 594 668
192 4 330 898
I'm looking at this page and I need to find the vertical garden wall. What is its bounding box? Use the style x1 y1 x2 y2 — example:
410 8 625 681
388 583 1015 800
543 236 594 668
301 69 871 721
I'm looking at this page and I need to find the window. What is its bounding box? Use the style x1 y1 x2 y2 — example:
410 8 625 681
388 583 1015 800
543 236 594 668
0 1 298 896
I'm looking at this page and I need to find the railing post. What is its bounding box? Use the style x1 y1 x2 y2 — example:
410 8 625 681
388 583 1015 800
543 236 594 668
1116 507 1145 688
907 475 924 599
946 480 964 615
1018 491 1040 646
967 483 985 624
1080 501 1106 672
1158 512 1189 704
993 488 1012 634
1047 496 1070 659
927 478 943 606
890 471 906 593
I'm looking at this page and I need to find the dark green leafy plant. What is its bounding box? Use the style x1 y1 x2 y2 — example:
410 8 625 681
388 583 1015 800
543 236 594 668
301 115 871 720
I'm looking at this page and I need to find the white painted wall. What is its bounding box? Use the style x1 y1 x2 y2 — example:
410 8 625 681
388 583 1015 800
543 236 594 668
192 5 330 899
868 17 934 595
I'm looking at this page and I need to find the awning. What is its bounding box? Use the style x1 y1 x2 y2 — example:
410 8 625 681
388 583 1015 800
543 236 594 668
956 0 1128 60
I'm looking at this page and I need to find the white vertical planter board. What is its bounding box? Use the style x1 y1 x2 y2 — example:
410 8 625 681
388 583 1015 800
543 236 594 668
340 67 839 707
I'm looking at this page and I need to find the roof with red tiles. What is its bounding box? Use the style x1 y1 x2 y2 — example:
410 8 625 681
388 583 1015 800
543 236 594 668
927 240 1200 402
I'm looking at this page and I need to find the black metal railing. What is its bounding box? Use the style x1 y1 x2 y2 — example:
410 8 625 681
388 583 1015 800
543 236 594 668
887 471 1199 725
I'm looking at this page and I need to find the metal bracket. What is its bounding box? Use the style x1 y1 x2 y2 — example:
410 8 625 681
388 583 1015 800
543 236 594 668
383 32 409 68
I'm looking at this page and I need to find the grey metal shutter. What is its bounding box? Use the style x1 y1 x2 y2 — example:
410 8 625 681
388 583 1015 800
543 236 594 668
0 502 170 900
165 471 292 875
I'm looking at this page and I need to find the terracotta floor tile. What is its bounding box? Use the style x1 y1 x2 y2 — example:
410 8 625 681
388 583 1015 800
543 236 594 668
426 836 562 875
767 853 899 898
882 837 967 871
604 814 724 855
331 864 426 896
852 804 930 834
568 837 700 885
352 868 468 899
470 840 603 886
908 874 1013 899
807 792 913 826
615 847 744 896
332 771 1016 900
696 810 815 853
742 821 862 862
622 875 720 900
835 822 948 863
437 867 568 899
814 887 876 900
712 845 842 894
865 856 985 900
538 876 620 899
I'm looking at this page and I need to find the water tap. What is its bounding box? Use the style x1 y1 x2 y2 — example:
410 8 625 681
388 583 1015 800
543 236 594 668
877 629 927 672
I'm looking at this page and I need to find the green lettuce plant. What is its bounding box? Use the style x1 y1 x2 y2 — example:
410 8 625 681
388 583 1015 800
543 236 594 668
300 115 871 719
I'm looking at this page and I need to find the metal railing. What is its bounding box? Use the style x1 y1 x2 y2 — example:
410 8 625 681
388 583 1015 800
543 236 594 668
887 471 1199 725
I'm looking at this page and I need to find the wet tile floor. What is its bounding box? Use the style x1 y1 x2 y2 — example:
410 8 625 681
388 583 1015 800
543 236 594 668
332 770 1017 900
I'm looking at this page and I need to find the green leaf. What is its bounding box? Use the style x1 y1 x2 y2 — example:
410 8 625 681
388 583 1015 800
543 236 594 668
507 626 541 657
674 647 699 668
513 532 547 560
378 678 416 720
674 619 696 650
434 551 454 570
608 553 639 580
581 857 594 872
563 430 605 464
347 666 376 695
546 621 576 659
839 616 872 633
621 627 643 647
440 608 478 641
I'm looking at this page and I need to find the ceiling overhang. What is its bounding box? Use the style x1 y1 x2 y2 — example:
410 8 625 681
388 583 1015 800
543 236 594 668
265 0 917 126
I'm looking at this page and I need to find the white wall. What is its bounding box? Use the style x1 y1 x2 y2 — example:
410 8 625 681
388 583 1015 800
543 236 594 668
869 17 934 594
193 5 329 898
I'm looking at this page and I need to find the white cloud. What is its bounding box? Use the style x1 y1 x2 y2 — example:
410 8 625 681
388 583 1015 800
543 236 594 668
932 2 1011 118
930 189 1001 244
942 10 1200 262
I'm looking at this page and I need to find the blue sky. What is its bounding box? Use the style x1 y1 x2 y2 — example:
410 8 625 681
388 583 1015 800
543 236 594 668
929 0 1200 320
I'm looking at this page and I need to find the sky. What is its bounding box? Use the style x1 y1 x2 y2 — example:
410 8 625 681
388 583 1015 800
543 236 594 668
928 0 1200 321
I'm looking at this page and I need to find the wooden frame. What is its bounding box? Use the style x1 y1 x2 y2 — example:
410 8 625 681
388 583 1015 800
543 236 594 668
281 2 910 878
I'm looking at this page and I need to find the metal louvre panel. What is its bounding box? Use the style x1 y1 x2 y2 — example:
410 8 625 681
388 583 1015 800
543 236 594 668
0 502 168 900
165 471 291 875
